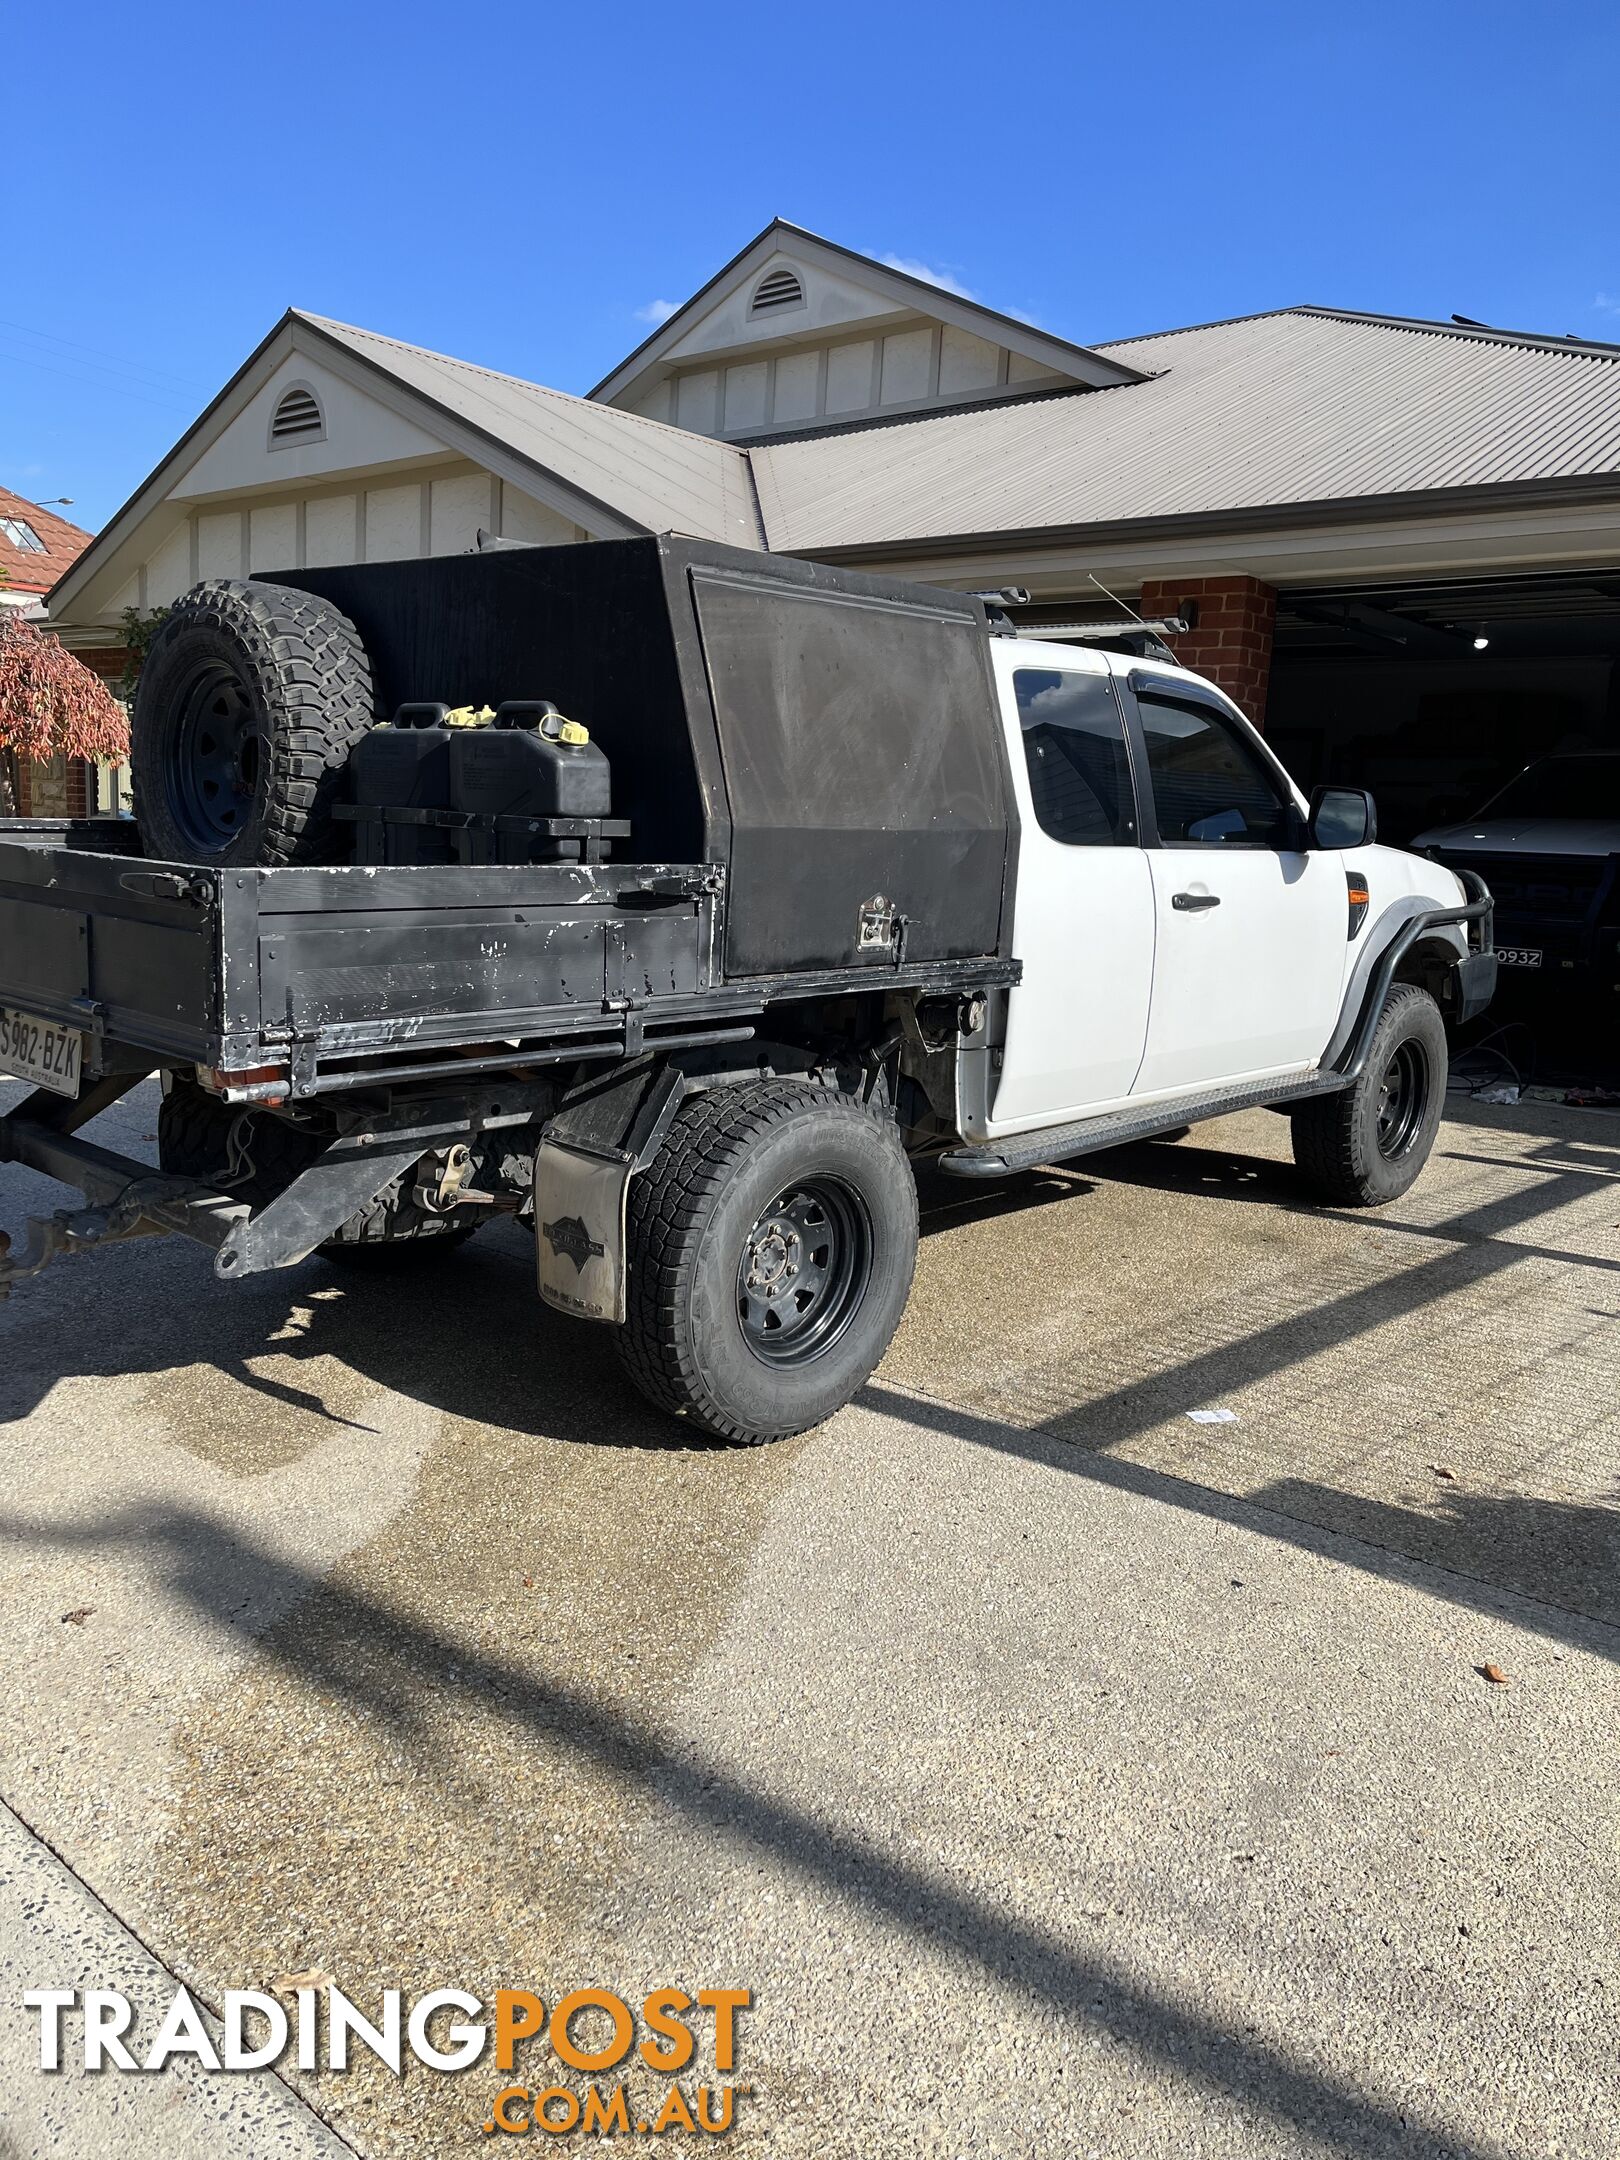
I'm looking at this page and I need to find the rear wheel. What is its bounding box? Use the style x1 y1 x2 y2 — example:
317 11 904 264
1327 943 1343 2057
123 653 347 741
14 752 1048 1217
617 1081 918 1443
133 579 375 866
1290 984 1447 1206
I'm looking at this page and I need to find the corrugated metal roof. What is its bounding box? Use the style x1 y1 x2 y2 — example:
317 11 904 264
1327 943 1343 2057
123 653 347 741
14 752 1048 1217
748 308 1620 553
304 314 764 547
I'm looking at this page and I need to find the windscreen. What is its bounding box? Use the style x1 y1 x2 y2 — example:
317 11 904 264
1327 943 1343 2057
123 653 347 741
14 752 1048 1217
1479 756 1620 820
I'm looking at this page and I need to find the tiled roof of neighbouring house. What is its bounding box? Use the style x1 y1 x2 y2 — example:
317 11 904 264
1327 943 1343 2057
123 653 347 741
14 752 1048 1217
0 486 94 596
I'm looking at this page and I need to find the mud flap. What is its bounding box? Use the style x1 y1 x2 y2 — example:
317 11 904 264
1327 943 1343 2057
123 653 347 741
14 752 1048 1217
534 1139 633 1323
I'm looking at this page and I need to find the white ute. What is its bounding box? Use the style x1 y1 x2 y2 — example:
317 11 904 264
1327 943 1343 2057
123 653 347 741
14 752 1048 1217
954 637 1493 1173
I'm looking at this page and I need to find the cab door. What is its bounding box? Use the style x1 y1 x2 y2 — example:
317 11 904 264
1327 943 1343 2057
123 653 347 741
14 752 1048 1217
1127 675 1346 1099
987 651 1156 1135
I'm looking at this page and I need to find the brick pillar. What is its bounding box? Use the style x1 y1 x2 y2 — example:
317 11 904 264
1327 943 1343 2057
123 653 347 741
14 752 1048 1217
1138 575 1277 727
69 646 134 820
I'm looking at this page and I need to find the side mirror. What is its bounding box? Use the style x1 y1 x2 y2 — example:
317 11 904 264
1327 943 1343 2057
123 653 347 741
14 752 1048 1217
1308 785 1377 850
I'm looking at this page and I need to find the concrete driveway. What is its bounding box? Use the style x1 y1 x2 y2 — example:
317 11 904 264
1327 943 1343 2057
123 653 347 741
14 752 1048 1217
2 1081 1617 2159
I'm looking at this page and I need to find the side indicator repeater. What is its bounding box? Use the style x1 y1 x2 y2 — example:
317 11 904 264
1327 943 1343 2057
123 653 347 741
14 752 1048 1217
1346 871 1371 940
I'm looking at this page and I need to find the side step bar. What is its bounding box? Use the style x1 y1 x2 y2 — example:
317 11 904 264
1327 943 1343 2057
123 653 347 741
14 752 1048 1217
937 1072 1338 1179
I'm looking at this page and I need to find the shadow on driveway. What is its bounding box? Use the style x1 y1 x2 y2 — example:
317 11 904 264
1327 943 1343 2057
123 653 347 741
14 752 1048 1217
0 1491 1517 2160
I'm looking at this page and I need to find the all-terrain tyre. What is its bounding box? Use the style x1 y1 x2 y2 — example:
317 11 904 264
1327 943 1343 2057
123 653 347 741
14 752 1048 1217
157 1080 477 1260
132 579 375 867
617 1081 919 1444
1290 984 1448 1207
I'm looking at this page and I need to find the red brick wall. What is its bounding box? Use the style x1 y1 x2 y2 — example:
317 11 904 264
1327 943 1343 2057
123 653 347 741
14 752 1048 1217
79 647 134 687
1137 576 1277 727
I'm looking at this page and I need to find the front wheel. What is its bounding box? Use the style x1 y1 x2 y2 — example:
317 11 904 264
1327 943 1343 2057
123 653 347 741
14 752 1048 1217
1290 984 1448 1206
617 1081 918 1444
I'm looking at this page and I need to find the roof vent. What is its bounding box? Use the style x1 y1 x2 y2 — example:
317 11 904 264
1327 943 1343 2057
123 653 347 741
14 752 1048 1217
750 267 805 316
269 383 324 446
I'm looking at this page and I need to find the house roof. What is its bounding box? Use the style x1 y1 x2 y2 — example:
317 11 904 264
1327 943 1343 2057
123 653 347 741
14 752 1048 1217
747 305 1620 555
303 314 763 545
0 486 93 596
588 218 1147 408
49 290 1620 632
48 309 764 623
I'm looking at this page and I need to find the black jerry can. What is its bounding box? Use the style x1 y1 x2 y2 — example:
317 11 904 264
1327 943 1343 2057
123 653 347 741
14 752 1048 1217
449 702 612 823
349 703 455 808
348 703 456 863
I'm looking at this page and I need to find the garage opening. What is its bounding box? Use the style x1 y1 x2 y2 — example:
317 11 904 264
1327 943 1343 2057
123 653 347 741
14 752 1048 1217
1267 567 1620 839
1266 567 1620 1090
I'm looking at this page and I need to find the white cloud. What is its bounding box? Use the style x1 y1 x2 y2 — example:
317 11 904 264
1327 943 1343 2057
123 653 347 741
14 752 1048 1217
634 298 681 325
876 253 978 301
1595 293 1620 318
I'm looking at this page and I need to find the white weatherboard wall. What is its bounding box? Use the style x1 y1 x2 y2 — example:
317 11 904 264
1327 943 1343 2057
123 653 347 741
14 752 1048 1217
623 317 1064 437
304 494 359 567
196 511 243 580
660 253 901 359
174 354 447 500
613 247 1069 439
430 472 493 555
365 483 420 562
131 474 585 607
102 342 594 612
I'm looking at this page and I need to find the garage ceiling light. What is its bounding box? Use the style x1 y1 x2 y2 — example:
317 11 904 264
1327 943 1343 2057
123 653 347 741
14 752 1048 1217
1473 635 1490 650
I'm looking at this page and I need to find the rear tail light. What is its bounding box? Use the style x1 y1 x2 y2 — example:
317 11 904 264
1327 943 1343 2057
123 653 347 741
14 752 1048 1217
197 1061 290 1105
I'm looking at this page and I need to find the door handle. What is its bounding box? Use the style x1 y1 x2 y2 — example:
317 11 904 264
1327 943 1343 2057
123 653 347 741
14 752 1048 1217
1172 891 1221 911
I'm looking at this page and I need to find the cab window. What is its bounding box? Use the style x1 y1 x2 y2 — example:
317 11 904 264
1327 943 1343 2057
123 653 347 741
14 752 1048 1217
1014 669 1135 846
1136 692 1295 847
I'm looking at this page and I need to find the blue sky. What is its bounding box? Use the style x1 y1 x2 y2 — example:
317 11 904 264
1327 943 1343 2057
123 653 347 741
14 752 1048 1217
7 0 1620 533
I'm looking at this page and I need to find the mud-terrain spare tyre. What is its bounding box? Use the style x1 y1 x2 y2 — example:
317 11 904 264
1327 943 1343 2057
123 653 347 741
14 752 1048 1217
1290 983 1448 1207
617 1080 918 1444
157 1080 477 1260
132 579 375 866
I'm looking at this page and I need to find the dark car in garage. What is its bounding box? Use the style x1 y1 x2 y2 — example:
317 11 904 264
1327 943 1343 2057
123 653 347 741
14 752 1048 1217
1414 752 1620 986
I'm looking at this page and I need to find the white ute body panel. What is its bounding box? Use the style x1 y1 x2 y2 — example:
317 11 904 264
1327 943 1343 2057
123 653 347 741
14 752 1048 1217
976 640 1467 1143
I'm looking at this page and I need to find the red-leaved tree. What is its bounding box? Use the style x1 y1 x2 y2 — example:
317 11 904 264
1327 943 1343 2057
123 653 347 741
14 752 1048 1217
0 612 130 784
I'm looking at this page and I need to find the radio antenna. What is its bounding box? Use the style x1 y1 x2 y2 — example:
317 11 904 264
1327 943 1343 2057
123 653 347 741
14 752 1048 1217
1087 572 1155 628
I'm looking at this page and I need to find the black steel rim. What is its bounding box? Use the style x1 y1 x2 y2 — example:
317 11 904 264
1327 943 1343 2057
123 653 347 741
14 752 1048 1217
1375 1039 1428 1160
165 659 264 851
736 1178 872 1366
